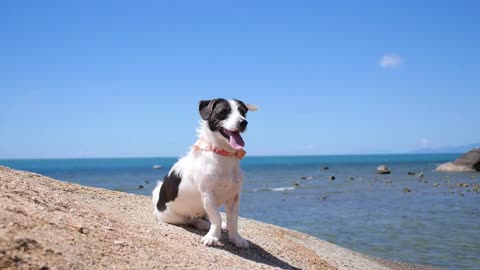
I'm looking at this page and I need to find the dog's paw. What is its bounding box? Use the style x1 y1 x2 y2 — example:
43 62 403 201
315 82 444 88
201 234 220 247
229 235 249 248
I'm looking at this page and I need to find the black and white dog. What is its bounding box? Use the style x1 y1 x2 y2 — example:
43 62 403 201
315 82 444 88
152 98 257 248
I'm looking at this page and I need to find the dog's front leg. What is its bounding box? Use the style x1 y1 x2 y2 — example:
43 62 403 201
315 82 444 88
225 194 249 248
200 192 222 246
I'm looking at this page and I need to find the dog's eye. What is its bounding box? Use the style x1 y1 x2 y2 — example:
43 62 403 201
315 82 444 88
219 109 228 116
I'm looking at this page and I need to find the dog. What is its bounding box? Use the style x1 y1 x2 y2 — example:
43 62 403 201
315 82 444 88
152 98 257 248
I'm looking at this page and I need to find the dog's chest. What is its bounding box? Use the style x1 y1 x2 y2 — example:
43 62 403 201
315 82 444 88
203 163 241 187
206 172 241 205
198 156 243 201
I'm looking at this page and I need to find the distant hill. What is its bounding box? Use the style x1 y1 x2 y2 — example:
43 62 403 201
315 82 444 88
414 143 480 154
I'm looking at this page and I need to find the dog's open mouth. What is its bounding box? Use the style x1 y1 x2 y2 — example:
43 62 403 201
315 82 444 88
219 128 245 150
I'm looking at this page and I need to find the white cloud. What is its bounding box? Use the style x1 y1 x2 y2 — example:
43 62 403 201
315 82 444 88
379 54 403 68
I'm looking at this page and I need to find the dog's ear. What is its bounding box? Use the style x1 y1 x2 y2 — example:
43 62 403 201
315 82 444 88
246 104 259 112
199 99 218 120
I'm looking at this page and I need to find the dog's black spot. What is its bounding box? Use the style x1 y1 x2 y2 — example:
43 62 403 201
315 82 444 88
157 171 182 212
211 99 231 122
234 99 248 117
199 99 232 132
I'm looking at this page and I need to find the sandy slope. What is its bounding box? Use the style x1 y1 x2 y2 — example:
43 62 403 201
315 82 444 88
0 166 439 270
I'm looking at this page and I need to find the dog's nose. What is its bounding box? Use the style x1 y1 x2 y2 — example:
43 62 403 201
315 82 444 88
239 120 248 130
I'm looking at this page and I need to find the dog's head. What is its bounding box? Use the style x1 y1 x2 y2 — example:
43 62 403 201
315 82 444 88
199 98 258 150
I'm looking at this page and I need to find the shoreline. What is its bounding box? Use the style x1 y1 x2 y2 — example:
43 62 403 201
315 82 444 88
0 166 440 269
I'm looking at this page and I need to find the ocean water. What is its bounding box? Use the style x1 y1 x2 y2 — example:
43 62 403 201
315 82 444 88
1 154 479 269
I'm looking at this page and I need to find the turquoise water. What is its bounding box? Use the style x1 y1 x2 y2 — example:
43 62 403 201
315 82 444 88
1 154 479 269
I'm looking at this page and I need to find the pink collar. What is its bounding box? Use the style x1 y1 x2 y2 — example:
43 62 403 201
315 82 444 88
193 138 246 160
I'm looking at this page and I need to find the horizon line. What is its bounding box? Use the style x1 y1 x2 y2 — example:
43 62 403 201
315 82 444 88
0 152 464 160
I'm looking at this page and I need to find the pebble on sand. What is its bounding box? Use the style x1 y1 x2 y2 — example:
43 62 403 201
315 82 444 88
114 240 126 246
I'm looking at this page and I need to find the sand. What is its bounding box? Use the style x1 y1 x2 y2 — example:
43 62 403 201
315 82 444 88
0 166 440 269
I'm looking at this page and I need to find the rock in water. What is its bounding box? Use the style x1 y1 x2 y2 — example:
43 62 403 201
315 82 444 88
377 165 391 174
436 148 480 172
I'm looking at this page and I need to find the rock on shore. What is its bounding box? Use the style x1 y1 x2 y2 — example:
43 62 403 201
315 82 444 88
436 148 480 172
0 166 439 270
377 165 391 174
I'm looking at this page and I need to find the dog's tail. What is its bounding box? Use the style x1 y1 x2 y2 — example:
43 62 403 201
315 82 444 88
151 181 163 214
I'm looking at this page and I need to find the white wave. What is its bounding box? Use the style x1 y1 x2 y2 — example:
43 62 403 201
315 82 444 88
248 186 297 192
271 186 296 191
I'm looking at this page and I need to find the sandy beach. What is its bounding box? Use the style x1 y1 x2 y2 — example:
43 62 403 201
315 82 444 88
0 166 440 269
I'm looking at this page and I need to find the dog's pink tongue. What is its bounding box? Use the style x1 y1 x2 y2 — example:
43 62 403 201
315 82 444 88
228 131 245 150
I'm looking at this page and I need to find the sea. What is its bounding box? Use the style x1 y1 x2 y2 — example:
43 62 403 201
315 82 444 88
1 154 479 270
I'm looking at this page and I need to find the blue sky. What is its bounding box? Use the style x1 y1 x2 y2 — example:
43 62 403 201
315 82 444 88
1 1 479 158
